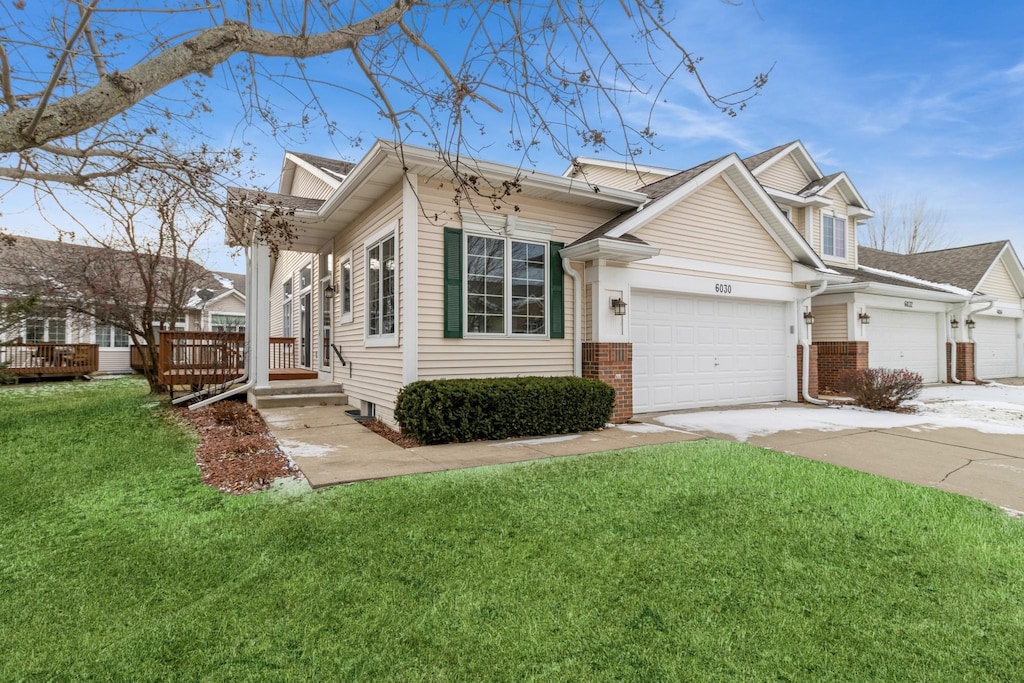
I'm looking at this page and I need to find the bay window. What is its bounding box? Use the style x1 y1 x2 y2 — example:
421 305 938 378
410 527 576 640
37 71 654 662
366 232 396 340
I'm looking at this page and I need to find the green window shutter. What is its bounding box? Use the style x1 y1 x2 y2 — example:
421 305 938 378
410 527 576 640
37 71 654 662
549 241 565 339
443 228 463 338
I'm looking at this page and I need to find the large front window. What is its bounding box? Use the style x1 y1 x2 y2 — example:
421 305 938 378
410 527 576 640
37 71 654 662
822 213 847 258
466 234 546 336
211 314 245 333
366 234 396 338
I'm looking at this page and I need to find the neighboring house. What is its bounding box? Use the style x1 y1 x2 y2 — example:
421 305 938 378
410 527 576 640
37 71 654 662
0 236 246 375
226 141 1022 426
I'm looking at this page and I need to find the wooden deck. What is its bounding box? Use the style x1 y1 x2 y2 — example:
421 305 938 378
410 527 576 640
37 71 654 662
1 343 99 378
156 332 315 387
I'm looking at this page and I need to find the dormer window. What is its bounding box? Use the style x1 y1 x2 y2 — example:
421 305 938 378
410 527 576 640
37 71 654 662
822 212 847 259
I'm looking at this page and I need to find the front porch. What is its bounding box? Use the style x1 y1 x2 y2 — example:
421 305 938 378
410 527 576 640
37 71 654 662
1 343 99 379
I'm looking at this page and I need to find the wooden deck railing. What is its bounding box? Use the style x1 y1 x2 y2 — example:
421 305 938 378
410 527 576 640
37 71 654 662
154 333 305 386
0 343 99 377
269 337 297 369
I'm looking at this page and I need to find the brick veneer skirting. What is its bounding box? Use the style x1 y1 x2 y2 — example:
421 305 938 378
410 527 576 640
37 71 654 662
814 341 869 393
796 344 819 401
582 342 632 423
945 342 976 382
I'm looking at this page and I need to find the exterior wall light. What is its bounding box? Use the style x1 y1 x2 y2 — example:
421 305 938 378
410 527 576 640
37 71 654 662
858 312 871 324
610 297 628 316
803 310 815 326
323 282 337 299
950 317 959 329
966 318 976 330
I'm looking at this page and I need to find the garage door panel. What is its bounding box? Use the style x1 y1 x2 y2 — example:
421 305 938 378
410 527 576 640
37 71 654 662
973 316 1018 378
632 290 789 412
867 308 939 383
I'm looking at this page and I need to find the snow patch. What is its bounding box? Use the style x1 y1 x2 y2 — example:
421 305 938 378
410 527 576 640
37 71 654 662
858 264 974 296
276 439 337 458
213 273 235 290
617 423 677 434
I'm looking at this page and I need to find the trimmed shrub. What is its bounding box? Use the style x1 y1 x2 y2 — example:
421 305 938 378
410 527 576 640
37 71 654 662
837 367 923 411
394 376 616 445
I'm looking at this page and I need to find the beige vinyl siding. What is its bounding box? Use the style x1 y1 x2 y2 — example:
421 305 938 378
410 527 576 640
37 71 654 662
753 154 810 194
269 251 311 338
97 349 132 374
813 188 854 268
204 293 246 330
415 178 618 383
979 259 1023 303
576 164 671 191
330 185 404 424
811 304 848 342
632 176 793 277
290 167 336 200
789 206 808 243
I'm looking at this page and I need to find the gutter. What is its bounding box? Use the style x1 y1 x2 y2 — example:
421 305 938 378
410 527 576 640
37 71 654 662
184 223 263 409
798 279 829 405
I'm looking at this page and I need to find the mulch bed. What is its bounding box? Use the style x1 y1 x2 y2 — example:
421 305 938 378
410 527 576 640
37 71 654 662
175 399 302 494
362 418 422 448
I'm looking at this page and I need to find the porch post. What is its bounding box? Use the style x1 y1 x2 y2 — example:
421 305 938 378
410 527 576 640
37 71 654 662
251 238 272 390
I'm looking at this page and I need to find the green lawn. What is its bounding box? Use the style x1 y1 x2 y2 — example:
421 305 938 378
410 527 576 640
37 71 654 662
2 379 1023 681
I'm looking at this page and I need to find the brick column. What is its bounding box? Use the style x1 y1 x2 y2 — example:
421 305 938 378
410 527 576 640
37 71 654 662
814 341 869 393
796 344 819 401
947 342 975 382
582 342 632 423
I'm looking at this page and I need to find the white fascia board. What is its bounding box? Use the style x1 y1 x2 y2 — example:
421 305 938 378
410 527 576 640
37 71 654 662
825 281 968 303
793 262 853 285
283 152 345 191
319 141 646 222
564 156 680 179
720 171 825 269
202 289 245 307
980 243 1024 297
809 172 872 212
605 154 825 270
751 141 824 180
560 238 660 263
765 187 832 208
605 155 741 239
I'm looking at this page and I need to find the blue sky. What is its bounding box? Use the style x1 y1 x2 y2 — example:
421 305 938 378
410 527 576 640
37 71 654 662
3 0 1024 272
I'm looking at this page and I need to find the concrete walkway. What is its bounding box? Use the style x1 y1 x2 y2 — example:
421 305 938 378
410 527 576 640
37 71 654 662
260 405 702 488
748 425 1024 515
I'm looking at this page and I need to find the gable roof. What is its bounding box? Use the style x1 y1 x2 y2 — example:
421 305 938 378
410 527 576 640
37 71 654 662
569 153 826 270
859 242 1011 293
287 151 355 181
742 140 823 181
829 264 964 295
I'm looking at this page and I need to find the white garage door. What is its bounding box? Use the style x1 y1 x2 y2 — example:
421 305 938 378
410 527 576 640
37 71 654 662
631 291 789 413
973 316 1019 379
868 308 940 383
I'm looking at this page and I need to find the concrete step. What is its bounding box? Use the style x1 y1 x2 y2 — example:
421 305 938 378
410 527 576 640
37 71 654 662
253 392 349 409
251 381 344 397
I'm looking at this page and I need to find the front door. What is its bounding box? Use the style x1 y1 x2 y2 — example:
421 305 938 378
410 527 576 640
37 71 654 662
299 290 312 368
319 248 334 380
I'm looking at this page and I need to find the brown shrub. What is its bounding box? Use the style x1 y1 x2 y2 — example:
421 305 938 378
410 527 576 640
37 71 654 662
837 367 923 411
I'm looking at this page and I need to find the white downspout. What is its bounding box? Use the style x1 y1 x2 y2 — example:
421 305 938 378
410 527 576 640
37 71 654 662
187 242 256 409
799 279 829 406
965 300 995 383
562 256 583 377
186 217 265 409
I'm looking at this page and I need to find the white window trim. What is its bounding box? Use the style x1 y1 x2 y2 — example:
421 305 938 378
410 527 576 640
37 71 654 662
209 310 246 333
339 250 353 325
364 222 399 348
94 321 130 348
821 210 848 260
462 227 550 339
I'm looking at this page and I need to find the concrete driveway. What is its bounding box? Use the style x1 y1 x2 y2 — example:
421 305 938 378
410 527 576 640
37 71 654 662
641 382 1024 516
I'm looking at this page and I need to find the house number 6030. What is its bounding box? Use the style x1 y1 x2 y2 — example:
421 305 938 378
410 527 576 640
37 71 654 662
715 283 733 294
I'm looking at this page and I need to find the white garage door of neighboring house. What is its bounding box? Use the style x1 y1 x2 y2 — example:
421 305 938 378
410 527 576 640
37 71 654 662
631 291 789 413
868 308 940 383
973 316 1019 379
